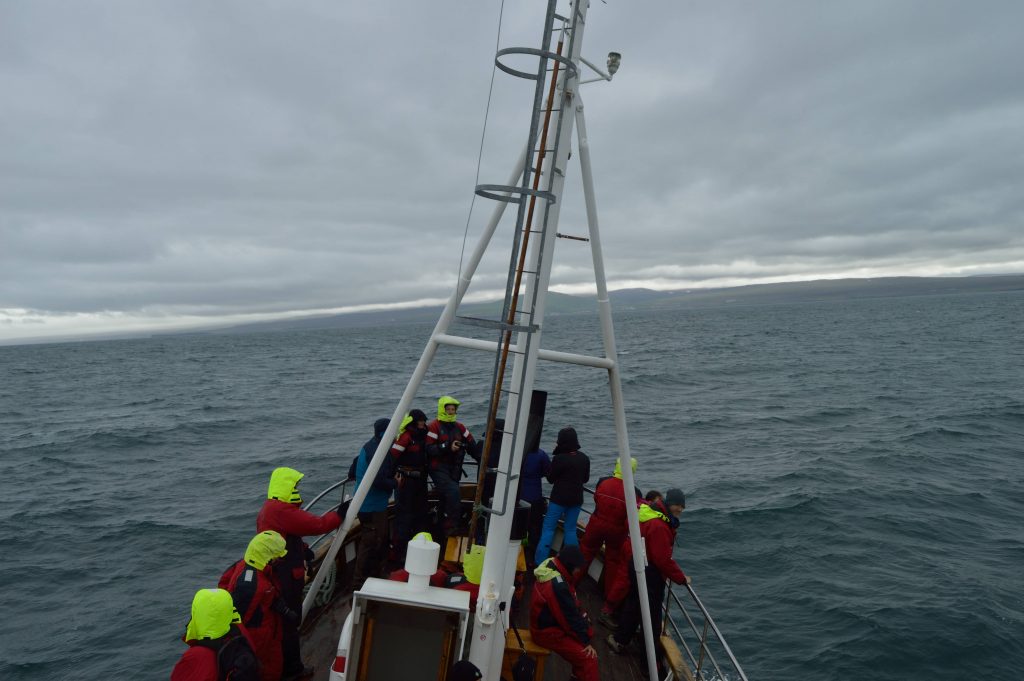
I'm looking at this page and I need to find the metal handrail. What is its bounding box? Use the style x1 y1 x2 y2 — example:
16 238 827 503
664 583 750 681
663 594 726 680
302 478 350 513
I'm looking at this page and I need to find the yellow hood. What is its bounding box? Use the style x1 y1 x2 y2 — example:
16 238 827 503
184 589 240 641
533 557 560 584
267 467 303 504
399 414 413 434
436 396 460 423
244 531 287 570
613 457 638 479
639 502 668 524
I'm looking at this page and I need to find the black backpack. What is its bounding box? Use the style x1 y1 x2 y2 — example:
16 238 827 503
196 627 261 681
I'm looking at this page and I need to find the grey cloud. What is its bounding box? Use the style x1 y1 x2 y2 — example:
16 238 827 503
2 1 1023 339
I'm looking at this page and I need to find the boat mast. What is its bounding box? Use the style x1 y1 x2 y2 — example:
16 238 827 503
467 2 621 678
305 2 661 678
467 3 658 679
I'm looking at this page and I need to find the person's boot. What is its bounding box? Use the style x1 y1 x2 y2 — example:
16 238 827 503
606 633 625 654
598 610 618 629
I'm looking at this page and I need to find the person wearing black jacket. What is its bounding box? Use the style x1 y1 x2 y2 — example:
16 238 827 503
390 409 431 563
534 426 590 564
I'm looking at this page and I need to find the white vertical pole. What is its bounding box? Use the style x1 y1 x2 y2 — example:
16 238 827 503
469 5 594 677
302 146 528 617
576 99 661 681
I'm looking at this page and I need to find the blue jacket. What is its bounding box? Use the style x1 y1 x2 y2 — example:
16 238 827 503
355 419 396 513
519 448 551 504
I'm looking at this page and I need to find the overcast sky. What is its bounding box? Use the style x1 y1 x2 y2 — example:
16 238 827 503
2 1 1022 344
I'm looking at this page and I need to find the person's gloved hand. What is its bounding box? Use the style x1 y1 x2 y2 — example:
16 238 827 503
273 598 301 625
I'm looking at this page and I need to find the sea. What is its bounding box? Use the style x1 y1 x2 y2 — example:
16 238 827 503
1 290 1022 680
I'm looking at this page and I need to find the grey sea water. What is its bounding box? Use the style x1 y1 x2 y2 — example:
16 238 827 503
1 290 1022 680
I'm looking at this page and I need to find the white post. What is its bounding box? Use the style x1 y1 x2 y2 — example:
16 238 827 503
469 5 593 678
576 98 661 681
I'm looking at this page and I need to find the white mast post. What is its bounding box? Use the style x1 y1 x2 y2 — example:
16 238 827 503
468 3 592 678
576 96 661 681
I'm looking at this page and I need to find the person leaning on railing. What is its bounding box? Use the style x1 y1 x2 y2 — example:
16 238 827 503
606 488 689 676
256 467 343 680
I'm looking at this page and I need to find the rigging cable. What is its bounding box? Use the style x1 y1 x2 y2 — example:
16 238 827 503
455 0 507 295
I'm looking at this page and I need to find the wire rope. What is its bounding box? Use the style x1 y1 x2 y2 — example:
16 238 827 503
454 0 507 297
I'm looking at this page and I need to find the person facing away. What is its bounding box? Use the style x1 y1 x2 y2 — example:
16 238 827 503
534 426 590 565
425 396 479 534
218 531 290 681
353 418 396 588
171 588 260 681
607 488 689 677
390 408 430 563
518 444 551 569
529 545 598 681
602 488 665 626
256 467 342 680
580 457 641 624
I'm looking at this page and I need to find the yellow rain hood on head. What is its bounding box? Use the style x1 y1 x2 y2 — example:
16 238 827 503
244 531 288 570
413 531 433 542
437 396 460 423
399 414 414 434
184 588 240 642
613 457 638 479
267 467 303 504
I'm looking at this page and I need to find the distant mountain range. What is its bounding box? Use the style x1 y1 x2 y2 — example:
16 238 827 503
186 274 1024 336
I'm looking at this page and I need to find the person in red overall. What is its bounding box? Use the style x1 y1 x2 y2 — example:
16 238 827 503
171 588 260 681
219 531 290 681
606 489 689 677
256 467 342 680
600 489 662 628
529 545 598 681
579 457 641 627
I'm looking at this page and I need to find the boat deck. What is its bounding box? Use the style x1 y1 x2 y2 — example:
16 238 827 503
301 563 653 681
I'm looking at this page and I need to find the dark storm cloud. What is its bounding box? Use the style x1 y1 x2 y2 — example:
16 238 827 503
2 1 1023 340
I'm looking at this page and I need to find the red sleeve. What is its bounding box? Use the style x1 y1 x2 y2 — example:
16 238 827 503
171 646 218 681
389 432 408 458
275 503 341 537
647 524 687 584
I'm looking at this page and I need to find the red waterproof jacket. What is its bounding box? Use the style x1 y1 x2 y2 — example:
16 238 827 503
530 557 592 645
622 500 687 585
256 500 341 582
592 476 641 527
219 561 284 681
171 626 258 681
390 429 428 471
171 645 218 681
425 419 477 471
582 476 639 557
